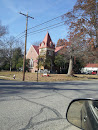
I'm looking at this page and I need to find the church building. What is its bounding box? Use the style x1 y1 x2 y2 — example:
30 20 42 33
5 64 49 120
26 32 63 72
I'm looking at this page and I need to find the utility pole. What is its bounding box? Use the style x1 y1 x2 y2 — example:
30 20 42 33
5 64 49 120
19 12 34 81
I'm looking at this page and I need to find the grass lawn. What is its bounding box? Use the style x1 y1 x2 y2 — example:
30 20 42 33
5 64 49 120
0 71 98 82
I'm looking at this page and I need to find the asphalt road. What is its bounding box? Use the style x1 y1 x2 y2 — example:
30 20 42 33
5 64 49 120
0 79 98 130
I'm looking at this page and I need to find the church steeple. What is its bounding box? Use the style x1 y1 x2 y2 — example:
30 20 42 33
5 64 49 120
39 32 55 49
39 32 55 72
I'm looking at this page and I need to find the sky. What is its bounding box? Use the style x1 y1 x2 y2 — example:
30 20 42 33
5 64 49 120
0 0 77 51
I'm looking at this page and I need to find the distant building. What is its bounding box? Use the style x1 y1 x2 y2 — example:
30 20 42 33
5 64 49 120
81 64 98 74
26 32 63 72
55 45 65 54
26 45 39 72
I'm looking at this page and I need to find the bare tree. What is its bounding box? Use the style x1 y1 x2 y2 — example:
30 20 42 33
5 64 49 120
0 36 24 71
0 21 8 47
0 21 8 38
62 0 98 76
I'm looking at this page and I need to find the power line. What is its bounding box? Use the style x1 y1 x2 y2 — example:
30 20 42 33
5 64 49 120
2 14 66 49
27 21 65 35
27 13 66 31
13 23 65 43
15 13 65 39
15 34 25 41
14 31 25 39
27 24 65 36
15 21 65 41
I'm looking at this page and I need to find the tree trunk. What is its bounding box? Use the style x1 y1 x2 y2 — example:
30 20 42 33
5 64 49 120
10 60 11 71
96 29 98 47
50 60 53 72
67 56 73 76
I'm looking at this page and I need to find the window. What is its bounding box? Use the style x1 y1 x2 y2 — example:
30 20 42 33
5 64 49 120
41 42 44 47
48 51 53 56
50 42 53 47
30 59 33 68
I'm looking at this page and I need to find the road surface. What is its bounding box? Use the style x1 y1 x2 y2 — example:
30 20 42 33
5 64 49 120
0 79 98 130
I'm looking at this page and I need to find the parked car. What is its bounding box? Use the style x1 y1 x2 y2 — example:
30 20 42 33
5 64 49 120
85 71 92 75
39 69 50 74
92 71 97 75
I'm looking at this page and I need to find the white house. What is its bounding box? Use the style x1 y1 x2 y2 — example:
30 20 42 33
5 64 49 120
81 64 98 74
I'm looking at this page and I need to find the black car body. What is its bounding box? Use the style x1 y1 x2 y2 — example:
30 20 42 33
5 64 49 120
81 101 98 130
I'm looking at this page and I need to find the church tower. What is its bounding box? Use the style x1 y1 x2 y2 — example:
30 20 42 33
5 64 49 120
39 32 55 55
39 32 55 71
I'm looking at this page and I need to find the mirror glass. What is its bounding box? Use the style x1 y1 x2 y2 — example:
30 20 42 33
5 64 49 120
66 99 98 129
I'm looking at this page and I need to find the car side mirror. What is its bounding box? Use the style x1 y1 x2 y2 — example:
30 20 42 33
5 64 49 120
66 99 98 129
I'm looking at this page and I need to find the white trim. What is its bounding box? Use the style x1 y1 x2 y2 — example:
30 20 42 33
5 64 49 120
29 58 33 68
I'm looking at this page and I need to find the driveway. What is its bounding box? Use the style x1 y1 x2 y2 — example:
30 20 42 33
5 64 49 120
0 79 98 130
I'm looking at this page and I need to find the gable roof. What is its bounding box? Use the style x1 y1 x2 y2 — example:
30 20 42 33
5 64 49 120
85 64 98 68
55 46 64 53
33 45 39 55
43 32 52 46
39 32 55 49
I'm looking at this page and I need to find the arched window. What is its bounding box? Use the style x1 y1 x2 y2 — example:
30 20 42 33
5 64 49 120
50 42 53 47
42 42 44 47
30 59 33 68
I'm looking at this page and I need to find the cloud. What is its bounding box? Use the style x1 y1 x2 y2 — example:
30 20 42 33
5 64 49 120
1 0 22 25
2 0 18 13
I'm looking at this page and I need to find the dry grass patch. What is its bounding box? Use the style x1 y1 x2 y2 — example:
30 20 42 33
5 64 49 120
0 71 98 82
75 74 98 79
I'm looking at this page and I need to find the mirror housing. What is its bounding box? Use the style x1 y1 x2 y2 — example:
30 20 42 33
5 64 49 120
66 99 98 130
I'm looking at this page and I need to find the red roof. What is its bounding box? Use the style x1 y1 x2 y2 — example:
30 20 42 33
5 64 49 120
43 32 52 45
34 60 38 63
55 46 64 53
85 64 98 68
32 45 39 54
39 32 55 49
